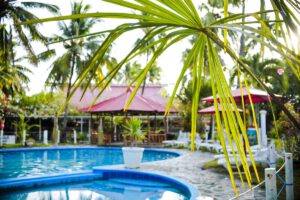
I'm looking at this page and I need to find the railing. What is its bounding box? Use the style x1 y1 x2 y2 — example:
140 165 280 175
229 153 294 200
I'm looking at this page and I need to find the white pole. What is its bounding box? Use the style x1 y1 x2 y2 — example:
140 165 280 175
0 129 3 146
99 117 103 133
88 118 91 144
80 116 83 133
285 153 294 200
269 140 277 169
43 130 48 145
57 130 60 145
260 110 268 148
22 130 26 146
166 116 169 133
212 116 215 140
265 168 277 200
73 129 77 144
113 123 117 142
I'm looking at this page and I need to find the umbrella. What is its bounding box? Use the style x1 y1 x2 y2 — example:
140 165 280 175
198 104 243 142
198 104 243 114
202 87 282 104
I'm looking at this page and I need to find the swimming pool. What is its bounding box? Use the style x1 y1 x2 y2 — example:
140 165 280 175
0 147 199 199
0 147 179 180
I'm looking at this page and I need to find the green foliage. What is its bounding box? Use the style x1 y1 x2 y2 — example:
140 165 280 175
202 160 223 170
123 118 145 147
13 92 70 116
13 113 39 144
269 103 300 157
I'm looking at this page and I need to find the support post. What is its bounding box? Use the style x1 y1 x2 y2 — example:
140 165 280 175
22 130 26 146
212 116 215 140
265 168 277 200
269 140 277 169
80 116 83 134
260 110 268 148
0 129 3 146
285 153 294 200
98 117 104 145
43 130 48 145
57 130 60 145
113 122 117 142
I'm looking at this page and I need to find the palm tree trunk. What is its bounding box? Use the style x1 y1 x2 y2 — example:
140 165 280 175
141 47 149 95
61 53 76 142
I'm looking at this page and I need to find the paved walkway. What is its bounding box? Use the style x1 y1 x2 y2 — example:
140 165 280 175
107 149 265 200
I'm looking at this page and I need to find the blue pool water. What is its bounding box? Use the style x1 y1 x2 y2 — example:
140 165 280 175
0 177 189 200
0 148 178 180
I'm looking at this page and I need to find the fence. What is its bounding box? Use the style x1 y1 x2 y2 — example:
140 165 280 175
229 153 294 200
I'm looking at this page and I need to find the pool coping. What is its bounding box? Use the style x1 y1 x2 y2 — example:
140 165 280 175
0 147 199 199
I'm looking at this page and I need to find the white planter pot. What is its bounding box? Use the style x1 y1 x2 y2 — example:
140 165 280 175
122 147 144 169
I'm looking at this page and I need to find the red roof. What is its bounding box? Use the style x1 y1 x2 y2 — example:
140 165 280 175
198 104 243 114
80 88 176 114
69 85 167 110
202 87 282 104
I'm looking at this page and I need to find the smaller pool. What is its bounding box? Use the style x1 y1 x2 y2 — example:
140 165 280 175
0 169 199 200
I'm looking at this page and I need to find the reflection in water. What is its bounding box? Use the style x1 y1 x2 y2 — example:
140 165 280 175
1 179 188 200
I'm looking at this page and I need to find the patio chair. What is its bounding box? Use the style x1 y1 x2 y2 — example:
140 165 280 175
162 130 186 146
173 131 190 147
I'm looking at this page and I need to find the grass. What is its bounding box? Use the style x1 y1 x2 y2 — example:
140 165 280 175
0 143 51 148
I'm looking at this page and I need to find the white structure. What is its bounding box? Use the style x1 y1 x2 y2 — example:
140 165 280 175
43 130 48 145
0 129 3 146
22 130 26 146
260 110 268 148
265 168 277 200
73 129 77 144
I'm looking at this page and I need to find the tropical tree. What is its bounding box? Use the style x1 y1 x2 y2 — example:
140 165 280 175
229 53 288 93
0 0 58 64
46 1 99 141
0 1 58 98
20 0 300 194
117 61 142 84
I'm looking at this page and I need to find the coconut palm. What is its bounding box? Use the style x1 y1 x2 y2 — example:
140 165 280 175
0 0 58 64
229 53 288 92
45 1 100 141
20 0 300 194
0 1 58 97
117 61 142 84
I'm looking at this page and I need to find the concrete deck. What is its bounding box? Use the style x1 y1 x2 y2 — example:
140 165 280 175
107 149 265 200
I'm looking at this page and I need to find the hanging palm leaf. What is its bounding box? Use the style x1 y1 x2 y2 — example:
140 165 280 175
18 0 300 195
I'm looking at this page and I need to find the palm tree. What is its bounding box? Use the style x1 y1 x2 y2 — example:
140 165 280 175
0 1 58 98
229 53 288 92
45 1 100 142
20 0 300 194
0 0 58 64
117 61 142 84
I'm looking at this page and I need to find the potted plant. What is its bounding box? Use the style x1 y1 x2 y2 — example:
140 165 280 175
122 117 145 169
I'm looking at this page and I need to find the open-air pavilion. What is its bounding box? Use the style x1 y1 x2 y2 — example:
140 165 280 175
80 87 177 145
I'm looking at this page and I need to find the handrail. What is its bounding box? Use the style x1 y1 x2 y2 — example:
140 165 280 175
229 158 286 200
